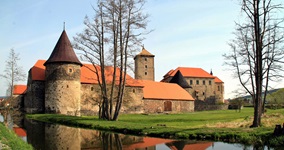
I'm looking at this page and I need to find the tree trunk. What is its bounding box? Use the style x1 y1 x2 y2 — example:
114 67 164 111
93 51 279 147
251 0 262 128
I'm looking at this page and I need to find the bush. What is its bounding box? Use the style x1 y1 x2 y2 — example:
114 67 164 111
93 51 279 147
268 136 284 147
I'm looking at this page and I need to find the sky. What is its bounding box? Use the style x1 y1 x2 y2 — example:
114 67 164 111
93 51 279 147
0 0 283 99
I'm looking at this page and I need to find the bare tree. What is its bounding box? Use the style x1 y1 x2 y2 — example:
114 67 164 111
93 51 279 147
73 0 149 120
223 0 284 127
0 49 26 96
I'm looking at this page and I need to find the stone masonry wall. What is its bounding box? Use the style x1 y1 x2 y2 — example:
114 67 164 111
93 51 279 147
24 71 45 113
143 99 194 113
215 82 224 103
185 77 215 101
80 84 100 115
194 99 228 111
134 55 155 81
81 84 144 115
45 63 81 116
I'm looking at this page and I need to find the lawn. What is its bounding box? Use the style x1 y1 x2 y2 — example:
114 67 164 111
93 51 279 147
27 107 284 146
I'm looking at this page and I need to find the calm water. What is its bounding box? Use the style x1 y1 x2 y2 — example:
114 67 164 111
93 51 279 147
0 110 275 150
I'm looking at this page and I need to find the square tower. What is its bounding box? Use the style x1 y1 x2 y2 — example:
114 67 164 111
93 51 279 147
134 47 155 81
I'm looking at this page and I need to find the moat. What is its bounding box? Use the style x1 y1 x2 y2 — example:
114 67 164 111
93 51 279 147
0 110 274 150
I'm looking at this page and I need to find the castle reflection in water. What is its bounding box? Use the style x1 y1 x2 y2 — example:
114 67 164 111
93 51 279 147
1 110 214 150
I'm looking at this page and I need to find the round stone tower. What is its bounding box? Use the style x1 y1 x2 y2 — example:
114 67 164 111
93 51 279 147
44 30 82 116
134 47 155 81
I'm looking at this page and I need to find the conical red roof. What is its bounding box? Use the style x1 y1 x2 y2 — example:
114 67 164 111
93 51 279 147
44 30 82 66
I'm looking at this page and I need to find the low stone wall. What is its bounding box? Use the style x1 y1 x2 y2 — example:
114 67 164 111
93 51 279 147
143 99 194 113
194 100 228 111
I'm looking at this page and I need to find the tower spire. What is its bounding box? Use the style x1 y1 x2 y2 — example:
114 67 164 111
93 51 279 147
210 69 213 75
63 22 65 30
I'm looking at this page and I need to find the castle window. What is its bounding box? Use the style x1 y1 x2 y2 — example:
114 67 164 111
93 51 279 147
203 80 205 85
196 80 199 85
91 87 94 91
203 92 205 95
133 89 136 93
145 57 147 61
190 80 193 85
145 72 147 75
218 86 220 91
67 85 69 88
209 80 212 85
145 65 147 68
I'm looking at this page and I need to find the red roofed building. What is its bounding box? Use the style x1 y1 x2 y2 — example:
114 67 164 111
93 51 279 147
21 30 195 115
13 85 27 95
10 85 27 109
162 67 224 103
15 29 227 114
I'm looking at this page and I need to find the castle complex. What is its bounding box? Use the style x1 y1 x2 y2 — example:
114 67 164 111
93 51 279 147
13 30 224 116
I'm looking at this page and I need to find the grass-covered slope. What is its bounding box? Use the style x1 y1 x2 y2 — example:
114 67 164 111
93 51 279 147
0 123 33 150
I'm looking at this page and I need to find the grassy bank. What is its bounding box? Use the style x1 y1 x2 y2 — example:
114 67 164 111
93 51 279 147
0 123 33 150
27 108 284 147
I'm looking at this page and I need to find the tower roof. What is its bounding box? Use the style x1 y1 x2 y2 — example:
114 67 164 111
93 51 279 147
44 30 82 66
169 70 192 88
134 47 154 59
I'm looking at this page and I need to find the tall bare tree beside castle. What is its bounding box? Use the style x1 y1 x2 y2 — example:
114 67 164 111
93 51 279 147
74 0 149 120
0 49 26 96
223 0 284 127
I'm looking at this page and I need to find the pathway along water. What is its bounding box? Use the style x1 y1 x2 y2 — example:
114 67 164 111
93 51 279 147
0 110 274 150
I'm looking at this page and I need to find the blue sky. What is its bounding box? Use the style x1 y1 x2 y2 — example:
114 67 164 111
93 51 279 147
0 0 283 98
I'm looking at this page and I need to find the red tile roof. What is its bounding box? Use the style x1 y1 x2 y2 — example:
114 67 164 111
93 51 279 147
44 30 82 66
166 67 215 79
13 127 27 137
31 60 143 87
142 80 194 101
214 76 224 83
13 85 27 95
81 64 143 87
31 59 46 81
134 47 154 59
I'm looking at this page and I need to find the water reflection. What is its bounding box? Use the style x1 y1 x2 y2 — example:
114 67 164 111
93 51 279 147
23 119 200 150
0 110 277 150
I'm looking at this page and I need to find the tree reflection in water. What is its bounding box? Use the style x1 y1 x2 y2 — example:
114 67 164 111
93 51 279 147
100 132 123 150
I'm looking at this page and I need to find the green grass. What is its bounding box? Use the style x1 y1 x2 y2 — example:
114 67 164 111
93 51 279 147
0 123 33 150
27 108 284 147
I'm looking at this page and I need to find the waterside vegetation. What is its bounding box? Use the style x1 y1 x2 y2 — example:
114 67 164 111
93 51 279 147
27 108 284 147
0 123 33 150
